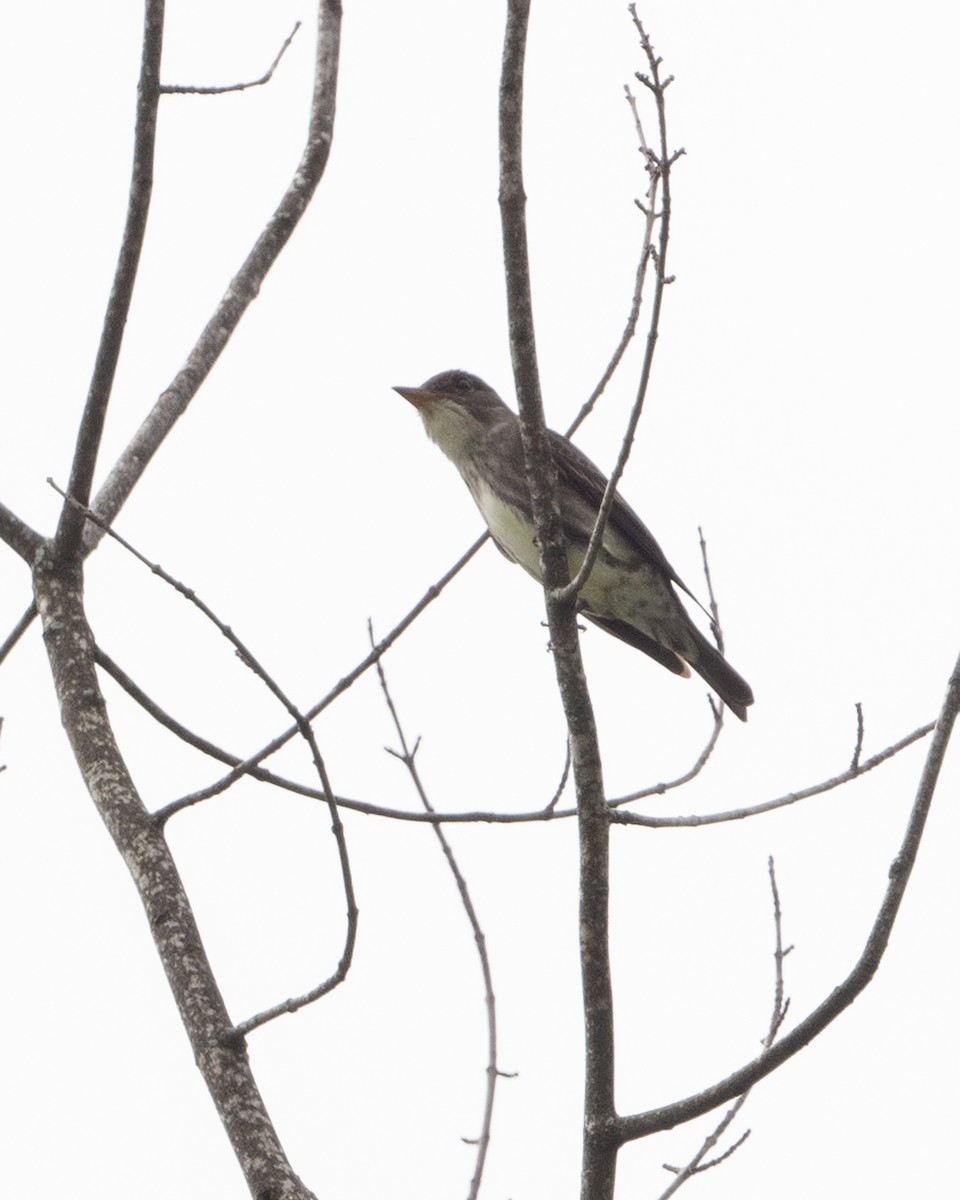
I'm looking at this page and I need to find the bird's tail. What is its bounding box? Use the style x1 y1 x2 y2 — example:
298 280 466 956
688 627 754 722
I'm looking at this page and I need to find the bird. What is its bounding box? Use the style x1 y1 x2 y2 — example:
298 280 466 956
394 369 754 720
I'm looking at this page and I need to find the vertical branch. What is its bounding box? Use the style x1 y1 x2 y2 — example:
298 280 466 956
55 0 166 559
498 4 617 1198
498 0 563 583
83 0 344 554
27 3 346 1194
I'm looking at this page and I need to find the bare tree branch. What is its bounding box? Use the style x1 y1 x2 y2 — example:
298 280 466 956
55 0 165 559
608 705 723 805
697 527 725 652
52 481 358 1033
655 857 790 1198
617 648 960 1141
33 553 317 1199
371 625 502 1200
554 35 682 606
93 640 711 822
0 502 42 564
611 720 934 825
21 5 347 1194
500 5 617 1198
82 1 343 556
160 21 301 94
542 736 573 813
6 7 947 1196
154 533 488 820
0 603 38 669
96 631 931 835
564 84 661 440
852 701 865 770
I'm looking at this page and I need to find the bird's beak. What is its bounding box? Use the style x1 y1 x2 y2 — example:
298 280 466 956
393 385 436 411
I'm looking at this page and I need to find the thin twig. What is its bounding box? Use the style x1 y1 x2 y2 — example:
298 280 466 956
99 639 931 831
371 623 501 1200
565 244 652 440
155 534 488 819
617 648 960 1140
51 481 358 1032
611 721 934 827
654 857 790 1196
563 84 660 440
693 527 746 720
552 15 683 607
100 636 710 822
764 856 793 1045
697 526 724 651
608 702 723 806
542 737 573 813
0 602 38 667
160 22 301 94
658 1113 750 1197
852 702 865 771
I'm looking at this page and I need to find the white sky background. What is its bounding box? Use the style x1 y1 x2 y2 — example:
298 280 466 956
1 1 957 1196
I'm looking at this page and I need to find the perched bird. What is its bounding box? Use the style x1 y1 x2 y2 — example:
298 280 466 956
394 369 754 720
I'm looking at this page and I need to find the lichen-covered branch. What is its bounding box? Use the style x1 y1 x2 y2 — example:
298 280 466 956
32 549 317 1200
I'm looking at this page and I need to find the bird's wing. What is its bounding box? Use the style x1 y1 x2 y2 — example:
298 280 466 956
548 429 700 602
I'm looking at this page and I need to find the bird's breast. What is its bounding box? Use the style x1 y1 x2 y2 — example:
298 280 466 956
468 471 637 593
469 475 543 577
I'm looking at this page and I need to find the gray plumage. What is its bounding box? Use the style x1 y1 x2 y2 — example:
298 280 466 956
395 369 754 721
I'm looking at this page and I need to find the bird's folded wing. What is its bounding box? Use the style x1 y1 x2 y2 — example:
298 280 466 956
548 429 698 602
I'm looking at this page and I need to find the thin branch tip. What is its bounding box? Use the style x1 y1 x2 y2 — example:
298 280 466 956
160 21 302 95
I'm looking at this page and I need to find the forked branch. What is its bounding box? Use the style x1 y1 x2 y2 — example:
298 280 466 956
82 1 342 555
617 649 960 1141
51 483 359 1036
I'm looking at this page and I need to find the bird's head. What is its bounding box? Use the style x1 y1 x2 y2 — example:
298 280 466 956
394 370 510 461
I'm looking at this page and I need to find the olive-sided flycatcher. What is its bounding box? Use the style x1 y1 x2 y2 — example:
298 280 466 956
395 369 754 721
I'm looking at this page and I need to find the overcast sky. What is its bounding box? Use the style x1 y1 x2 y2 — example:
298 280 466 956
2 3 957 1197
